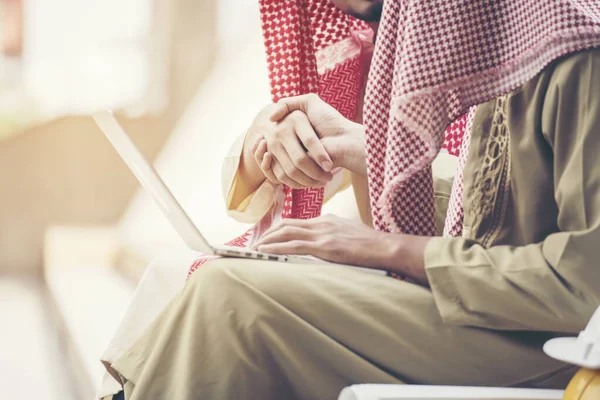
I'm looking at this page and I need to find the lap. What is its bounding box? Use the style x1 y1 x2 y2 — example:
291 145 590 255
189 258 572 388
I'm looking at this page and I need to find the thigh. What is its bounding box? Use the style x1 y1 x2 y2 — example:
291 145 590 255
197 258 571 389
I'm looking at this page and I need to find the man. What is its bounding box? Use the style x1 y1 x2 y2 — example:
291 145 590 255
107 1 600 399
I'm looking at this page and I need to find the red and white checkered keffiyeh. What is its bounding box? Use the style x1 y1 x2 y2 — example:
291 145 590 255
188 0 600 278
365 0 600 234
257 0 467 234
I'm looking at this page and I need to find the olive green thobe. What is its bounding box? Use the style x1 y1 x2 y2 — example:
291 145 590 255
107 48 600 400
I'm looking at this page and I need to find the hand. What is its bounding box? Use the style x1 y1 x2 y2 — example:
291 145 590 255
246 103 334 189
271 94 367 176
252 214 433 285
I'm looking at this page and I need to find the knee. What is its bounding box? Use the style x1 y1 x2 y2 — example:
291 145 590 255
186 259 239 296
184 259 288 321
185 259 263 310
187 258 284 295
185 260 278 339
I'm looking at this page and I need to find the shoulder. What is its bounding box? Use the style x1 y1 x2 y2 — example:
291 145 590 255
513 46 600 99
550 46 600 75
537 47 600 146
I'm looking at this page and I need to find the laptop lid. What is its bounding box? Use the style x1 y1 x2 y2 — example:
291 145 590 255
93 111 214 254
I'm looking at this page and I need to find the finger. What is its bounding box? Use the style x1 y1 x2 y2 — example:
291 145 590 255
255 140 278 184
257 240 319 256
292 112 333 172
269 93 317 122
259 218 314 242
268 102 291 123
263 157 282 185
261 152 273 171
249 134 264 155
281 139 331 183
271 162 314 189
255 225 315 248
271 147 325 188
253 139 268 164
277 112 332 181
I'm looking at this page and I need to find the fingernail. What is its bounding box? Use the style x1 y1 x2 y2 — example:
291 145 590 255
322 161 333 172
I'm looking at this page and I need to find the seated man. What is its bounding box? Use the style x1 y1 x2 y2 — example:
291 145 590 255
105 1 600 399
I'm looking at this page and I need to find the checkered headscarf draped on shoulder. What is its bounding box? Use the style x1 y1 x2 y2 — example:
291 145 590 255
365 0 600 235
261 0 600 236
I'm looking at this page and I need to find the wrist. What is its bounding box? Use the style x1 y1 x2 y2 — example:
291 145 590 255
379 232 406 270
380 233 432 285
342 122 367 175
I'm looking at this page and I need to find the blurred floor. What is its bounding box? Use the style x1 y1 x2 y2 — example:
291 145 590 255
0 276 76 400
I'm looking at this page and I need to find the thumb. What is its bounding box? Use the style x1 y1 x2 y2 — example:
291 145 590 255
268 102 291 123
268 93 316 122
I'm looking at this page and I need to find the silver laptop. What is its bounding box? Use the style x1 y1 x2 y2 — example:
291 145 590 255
93 110 327 264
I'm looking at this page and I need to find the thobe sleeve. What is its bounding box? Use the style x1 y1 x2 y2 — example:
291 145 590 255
424 50 600 333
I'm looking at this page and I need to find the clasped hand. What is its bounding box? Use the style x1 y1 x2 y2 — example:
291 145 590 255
244 94 430 283
247 93 366 189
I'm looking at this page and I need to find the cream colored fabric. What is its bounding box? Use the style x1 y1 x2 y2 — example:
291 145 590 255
97 250 198 399
110 259 575 400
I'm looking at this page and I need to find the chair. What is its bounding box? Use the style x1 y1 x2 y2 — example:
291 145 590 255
339 306 600 400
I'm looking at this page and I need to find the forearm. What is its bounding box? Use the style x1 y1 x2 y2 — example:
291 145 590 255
422 235 598 332
378 231 596 332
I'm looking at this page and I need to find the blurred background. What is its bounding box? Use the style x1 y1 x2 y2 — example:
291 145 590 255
0 0 276 398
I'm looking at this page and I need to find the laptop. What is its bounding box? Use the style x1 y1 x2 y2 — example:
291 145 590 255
93 110 333 265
